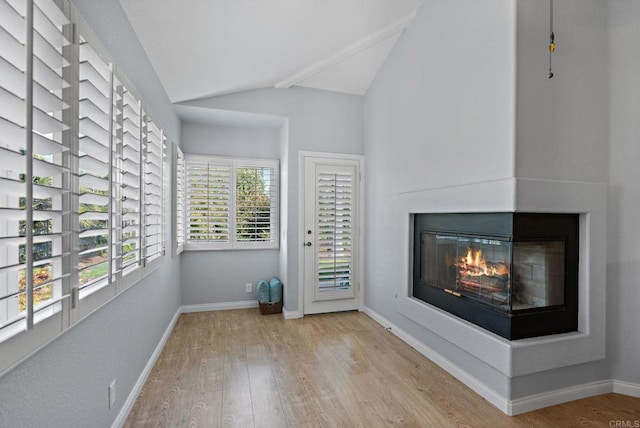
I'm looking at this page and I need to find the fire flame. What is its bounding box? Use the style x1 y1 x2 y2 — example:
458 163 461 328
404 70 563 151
456 248 509 277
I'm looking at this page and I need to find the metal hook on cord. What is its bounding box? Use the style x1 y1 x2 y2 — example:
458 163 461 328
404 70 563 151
548 0 555 78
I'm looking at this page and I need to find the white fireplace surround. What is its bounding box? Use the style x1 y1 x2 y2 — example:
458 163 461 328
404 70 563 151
395 177 606 378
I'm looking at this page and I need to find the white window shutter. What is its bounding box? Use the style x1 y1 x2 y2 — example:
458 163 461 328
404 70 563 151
0 0 29 340
120 86 142 277
142 114 164 264
29 0 72 325
0 0 72 342
78 36 111 297
173 144 185 255
185 157 232 249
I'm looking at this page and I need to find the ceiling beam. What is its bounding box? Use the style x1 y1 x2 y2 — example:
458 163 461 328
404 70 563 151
274 12 417 90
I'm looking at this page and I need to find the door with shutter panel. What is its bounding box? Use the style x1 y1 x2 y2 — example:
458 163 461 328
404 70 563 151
303 156 361 315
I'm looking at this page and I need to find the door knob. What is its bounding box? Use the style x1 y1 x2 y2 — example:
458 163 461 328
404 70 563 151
305 242 312 247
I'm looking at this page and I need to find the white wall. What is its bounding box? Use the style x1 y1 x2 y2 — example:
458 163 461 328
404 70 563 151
180 87 364 312
180 123 281 305
278 122 290 291
607 0 640 385
363 0 517 397
0 0 182 426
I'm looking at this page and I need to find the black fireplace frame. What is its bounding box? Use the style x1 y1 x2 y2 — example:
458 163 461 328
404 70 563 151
412 212 579 340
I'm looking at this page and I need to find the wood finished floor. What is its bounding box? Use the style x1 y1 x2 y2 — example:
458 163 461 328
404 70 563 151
125 310 640 427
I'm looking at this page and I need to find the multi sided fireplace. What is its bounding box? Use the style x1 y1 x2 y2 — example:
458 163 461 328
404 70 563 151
412 213 579 340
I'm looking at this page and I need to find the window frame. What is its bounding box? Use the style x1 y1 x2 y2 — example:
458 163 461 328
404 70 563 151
183 154 279 252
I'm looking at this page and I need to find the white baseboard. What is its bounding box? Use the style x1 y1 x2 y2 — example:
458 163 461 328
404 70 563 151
181 300 258 313
283 307 303 319
613 380 640 398
509 380 613 415
361 306 510 414
112 307 181 428
510 380 640 414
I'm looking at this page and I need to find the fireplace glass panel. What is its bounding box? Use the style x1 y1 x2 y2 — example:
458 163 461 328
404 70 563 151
420 234 567 313
512 241 565 310
421 234 512 311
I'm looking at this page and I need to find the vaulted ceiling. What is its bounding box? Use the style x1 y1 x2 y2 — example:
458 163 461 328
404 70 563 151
118 0 423 103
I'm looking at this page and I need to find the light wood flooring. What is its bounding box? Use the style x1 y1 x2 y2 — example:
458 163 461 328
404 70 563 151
125 309 640 427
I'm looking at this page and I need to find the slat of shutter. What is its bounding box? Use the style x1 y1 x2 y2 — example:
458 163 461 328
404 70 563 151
79 154 109 177
79 80 109 113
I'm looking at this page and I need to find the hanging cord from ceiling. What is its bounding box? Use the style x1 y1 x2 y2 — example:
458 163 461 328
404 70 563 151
548 0 555 78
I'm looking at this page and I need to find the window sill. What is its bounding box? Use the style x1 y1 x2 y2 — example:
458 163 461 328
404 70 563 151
184 243 280 252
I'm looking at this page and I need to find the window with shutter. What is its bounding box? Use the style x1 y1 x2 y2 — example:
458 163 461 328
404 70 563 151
143 114 164 265
0 0 168 375
0 0 73 346
78 35 111 298
0 0 29 341
235 161 278 247
120 86 142 278
173 144 185 255
184 155 278 251
185 157 231 249
31 0 73 325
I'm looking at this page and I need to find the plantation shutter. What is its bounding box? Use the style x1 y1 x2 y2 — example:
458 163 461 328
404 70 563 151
0 0 29 339
0 0 169 373
142 114 164 264
316 166 356 291
173 144 185 255
235 161 278 246
0 0 72 340
30 0 73 324
185 157 232 248
119 85 142 277
77 34 111 296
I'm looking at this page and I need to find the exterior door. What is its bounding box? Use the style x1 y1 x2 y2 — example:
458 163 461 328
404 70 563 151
303 156 361 314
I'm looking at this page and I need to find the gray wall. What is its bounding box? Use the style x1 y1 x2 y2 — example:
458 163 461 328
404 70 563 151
363 0 517 398
510 0 610 398
180 87 364 312
515 0 609 183
180 123 281 305
0 0 182 426
363 0 627 402
608 0 640 385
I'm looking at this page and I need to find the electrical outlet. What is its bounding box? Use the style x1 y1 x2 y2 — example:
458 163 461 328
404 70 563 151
108 379 116 409
245 283 252 293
